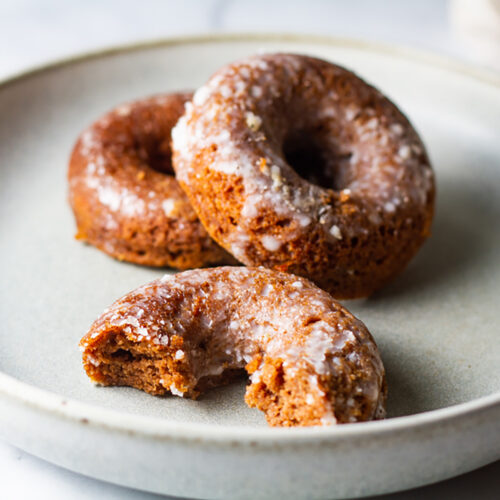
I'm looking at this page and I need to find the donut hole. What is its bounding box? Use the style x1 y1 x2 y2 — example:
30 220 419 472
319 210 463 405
143 140 175 175
282 128 351 191
197 339 208 351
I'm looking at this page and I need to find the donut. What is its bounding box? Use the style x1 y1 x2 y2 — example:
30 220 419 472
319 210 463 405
80 267 386 427
172 54 435 298
68 93 234 269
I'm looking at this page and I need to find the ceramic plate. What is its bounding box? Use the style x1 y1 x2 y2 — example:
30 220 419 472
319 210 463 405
0 35 499 500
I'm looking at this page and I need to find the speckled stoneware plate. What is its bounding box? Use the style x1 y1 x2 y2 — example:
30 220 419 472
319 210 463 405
0 34 499 500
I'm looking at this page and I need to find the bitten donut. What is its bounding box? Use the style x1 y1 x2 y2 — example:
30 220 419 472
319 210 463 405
80 267 386 427
172 54 435 298
68 93 234 269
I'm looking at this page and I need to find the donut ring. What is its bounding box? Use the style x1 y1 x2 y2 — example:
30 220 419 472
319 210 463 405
68 93 234 269
80 267 386 427
172 54 435 298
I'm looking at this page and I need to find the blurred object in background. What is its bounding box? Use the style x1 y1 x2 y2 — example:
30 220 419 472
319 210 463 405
451 0 500 70
1 0 492 79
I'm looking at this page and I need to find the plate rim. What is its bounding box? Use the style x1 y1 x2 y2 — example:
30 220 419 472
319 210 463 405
1 370 499 443
1 32 500 89
1 32 499 443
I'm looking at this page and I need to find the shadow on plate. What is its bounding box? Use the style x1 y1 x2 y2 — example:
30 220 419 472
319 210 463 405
377 333 445 418
368 180 492 303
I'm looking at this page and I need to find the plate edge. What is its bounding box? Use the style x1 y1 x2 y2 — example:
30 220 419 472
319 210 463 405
0 31 499 443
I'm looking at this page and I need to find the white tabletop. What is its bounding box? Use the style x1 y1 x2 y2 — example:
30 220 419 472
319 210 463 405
1 1 498 498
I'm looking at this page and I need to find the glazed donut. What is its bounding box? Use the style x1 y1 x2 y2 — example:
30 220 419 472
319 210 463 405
80 267 386 427
172 54 435 298
68 93 234 269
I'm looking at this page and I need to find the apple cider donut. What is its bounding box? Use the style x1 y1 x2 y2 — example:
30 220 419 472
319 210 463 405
172 54 435 298
68 93 233 269
80 267 386 427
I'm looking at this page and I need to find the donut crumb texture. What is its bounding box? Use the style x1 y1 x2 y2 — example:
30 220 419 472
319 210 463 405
81 267 387 427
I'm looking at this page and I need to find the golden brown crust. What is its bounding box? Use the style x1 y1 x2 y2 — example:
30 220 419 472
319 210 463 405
172 54 435 297
68 93 235 269
80 267 386 427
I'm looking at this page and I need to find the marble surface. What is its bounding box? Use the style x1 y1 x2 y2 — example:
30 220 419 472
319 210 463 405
1 1 498 498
